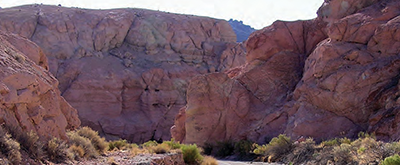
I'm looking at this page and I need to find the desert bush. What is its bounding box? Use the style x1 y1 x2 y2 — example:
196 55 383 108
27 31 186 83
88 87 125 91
68 144 85 160
130 145 148 157
142 140 158 148
201 155 218 165
150 143 171 154
234 140 254 156
162 138 181 149
321 138 339 147
67 131 98 159
381 154 400 165
5 126 43 160
358 132 375 139
287 138 316 164
181 144 204 164
76 127 108 154
333 143 355 164
339 137 352 144
109 139 130 151
0 127 21 164
45 138 69 163
261 134 293 162
215 140 234 157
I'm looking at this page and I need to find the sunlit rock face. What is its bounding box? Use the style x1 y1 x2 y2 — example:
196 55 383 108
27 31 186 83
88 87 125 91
0 31 80 140
173 0 400 144
0 4 245 143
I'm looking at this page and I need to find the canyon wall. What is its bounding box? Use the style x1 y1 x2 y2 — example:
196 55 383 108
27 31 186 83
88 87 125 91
173 0 400 144
0 31 80 140
0 5 245 142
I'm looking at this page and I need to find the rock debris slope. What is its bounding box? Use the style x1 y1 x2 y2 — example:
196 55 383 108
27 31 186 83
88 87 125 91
0 5 245 142
0 31 80 140
172 0 400 144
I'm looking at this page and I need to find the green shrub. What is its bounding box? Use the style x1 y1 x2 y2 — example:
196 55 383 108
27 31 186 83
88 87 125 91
181 144 204 164
162 139 181 149
76 127 108 154
253 143 267 155
381 154 400 165
45 138 69 163
264 134 293 162
321 138 339 147
339 137 352 144
142 140 158 148
67 131 98 159
0 127 21 164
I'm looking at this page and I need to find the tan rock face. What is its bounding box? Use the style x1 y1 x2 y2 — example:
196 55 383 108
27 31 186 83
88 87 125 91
173 0 400 144
0 31 80 140
0 5 244 142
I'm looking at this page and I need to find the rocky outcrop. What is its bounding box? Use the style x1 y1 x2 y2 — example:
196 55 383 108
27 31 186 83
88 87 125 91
0 31 80 140
228 19 256 42
173 0 400 144
0 5 245 143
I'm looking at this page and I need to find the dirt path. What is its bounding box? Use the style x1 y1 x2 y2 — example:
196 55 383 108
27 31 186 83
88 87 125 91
217 160 283 165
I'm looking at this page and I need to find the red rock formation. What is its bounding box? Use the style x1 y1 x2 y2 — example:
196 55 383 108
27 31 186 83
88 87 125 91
0 5 244 142
0 31 80 140
172 0 400 144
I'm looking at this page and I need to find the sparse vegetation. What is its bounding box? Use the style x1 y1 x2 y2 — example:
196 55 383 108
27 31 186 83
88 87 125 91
45 138 69 163
75 126 108 154
250 133 400 164
0 127 21 164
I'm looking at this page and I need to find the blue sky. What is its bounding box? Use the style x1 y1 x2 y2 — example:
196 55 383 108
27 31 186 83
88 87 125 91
1 0 323 29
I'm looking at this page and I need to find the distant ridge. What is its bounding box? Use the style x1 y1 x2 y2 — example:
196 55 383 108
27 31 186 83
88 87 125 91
228 19 256 42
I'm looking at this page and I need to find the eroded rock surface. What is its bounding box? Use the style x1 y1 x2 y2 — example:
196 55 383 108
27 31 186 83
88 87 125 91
0 31 80 140
173 0 400 144
0 5 244 142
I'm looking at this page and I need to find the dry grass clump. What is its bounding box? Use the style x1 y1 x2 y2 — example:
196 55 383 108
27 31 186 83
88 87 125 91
109 139 130 151
45 138 69 163
200 156 218 165
75 126 108 154
251 132 400 164
0 127 21 164
67 131 99 159
253 134 293 162
5 126 43 160
68 144 85 160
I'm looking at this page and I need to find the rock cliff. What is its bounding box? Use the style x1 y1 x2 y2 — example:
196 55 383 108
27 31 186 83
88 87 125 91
0 31 80 140
0 5 245 142
172 0 400 144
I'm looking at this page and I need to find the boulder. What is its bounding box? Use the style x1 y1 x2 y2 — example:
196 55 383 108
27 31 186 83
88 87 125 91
0 31 80 140
172 0 400 144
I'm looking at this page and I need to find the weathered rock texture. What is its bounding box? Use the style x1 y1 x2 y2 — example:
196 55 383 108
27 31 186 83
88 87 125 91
173 0 400 144
0 31 80 140
0 5 245 142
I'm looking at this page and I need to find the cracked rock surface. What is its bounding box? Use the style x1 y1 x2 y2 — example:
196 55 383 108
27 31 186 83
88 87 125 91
0 4 245 142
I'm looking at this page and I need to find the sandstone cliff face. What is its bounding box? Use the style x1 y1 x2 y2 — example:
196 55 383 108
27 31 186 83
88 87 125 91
0 5 244 142
0 31 80 140
173 0 400 144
